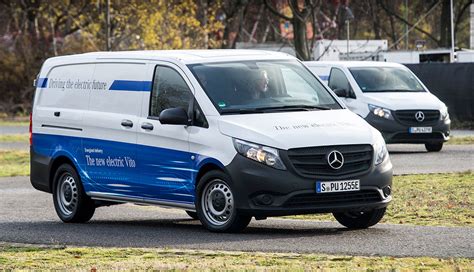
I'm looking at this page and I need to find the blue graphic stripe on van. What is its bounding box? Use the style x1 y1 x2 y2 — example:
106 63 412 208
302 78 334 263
318 75 329 81
109 80 152 92
32 133 225 204
37 78 48 88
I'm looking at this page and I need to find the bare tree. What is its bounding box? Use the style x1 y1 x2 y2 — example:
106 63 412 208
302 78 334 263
222 0 249 49
263 0 320 60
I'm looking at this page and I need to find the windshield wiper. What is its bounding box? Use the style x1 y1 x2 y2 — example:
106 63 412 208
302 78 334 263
220 108 265 115
220 105 332 114
367 89 425 93
257 104 331 112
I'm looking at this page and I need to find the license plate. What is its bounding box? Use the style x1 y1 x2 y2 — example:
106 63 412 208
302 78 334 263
316 180 360 193
409 127 432 133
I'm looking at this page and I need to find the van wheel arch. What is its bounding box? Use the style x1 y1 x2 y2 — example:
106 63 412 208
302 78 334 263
49 156 77 193
195 163 227 186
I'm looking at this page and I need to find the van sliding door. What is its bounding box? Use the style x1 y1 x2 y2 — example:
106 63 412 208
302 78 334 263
82 62 147 196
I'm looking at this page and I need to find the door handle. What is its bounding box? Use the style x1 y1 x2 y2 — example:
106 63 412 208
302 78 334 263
121 119 133 128
54 111 60 117
141 122 154 131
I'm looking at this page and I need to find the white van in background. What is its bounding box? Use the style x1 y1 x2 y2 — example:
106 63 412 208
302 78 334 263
31 50 392 232
304 61 451 152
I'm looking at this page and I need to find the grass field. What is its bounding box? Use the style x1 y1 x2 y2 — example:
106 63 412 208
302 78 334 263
0 134 29 143
0 121 29 126
448 136 474 145
0 150 29 177
0 244 472 270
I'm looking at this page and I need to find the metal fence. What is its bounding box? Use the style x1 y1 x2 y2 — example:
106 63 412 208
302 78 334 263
406 63 474 122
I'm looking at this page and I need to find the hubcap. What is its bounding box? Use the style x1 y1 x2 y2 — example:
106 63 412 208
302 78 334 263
57 174 78 216
201 179 234 226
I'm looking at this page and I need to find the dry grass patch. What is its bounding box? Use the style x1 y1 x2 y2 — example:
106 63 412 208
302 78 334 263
0 244 472 271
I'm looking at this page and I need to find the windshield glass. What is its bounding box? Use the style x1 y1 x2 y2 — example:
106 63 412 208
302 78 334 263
349 67 426 92
188 60 341 114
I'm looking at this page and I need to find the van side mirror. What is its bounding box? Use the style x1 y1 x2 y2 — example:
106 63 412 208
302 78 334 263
159 107 190 125
333 88 349 98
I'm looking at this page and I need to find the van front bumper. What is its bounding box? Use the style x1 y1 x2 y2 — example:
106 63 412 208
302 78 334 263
365 114 450 144
225 154 392 217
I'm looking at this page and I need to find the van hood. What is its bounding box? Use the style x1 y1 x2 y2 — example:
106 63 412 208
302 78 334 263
218 109 378 150
363 92 444 110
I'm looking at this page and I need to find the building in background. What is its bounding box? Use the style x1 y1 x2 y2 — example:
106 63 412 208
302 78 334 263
237 39 388 61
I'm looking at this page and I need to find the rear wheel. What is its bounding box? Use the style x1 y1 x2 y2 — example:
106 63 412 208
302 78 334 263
185 210 199 220
53 164 95 223
196 170 251 232
425 142 443 152
333 207 386 229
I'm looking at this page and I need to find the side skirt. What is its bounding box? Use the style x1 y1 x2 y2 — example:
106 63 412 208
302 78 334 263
88 192 196 211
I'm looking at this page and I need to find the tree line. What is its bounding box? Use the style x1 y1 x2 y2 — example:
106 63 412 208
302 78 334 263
0 0 471 115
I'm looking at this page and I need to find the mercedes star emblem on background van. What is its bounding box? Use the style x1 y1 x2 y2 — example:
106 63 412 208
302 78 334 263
415 111 425 122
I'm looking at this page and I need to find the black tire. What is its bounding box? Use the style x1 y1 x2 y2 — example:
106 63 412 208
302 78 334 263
196 170 251 233
185 210 199 220
425 142 443 152
52 164 95 223
333 207 386 229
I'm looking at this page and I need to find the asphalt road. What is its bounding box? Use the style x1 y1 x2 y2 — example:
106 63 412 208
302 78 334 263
0 125 28 135
388 144 474 175
0 177 472 258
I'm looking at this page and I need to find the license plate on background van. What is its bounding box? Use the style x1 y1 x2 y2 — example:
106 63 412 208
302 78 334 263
409 127 432 133
316 180 360 193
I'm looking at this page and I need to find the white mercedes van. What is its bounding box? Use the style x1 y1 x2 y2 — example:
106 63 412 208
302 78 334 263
31 50 392 232
304 61 451 152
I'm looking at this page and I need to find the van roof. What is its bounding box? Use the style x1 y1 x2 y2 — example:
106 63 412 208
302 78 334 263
304 61 406 68
44 50 295 66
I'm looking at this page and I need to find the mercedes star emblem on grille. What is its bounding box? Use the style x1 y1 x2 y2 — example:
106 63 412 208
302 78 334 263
415 111 425 122
327 150 344 170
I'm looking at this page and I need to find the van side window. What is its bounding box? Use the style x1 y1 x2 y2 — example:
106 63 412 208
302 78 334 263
328 68 351 92
150 66 192 117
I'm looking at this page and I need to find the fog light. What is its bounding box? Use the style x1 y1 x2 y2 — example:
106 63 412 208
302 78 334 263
382 186 391 197
255 194 273 206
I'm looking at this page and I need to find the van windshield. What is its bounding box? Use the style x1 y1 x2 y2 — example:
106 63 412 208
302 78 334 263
349 67 426 93
188 60 341 114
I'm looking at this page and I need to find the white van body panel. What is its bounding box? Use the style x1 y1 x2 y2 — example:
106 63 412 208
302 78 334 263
218 109 377 150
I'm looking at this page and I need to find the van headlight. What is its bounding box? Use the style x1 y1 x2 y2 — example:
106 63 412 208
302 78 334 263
374 136 388 166
440 105 449 120
368 104 393 120
233 139 286 170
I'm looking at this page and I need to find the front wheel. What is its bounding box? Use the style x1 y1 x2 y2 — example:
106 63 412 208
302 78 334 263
196 170 251 232
53 164 95 223
425 142 443 152
333 207 386 229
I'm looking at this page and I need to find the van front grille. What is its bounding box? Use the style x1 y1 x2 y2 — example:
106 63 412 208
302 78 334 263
286 145 373 179
284 190 382 208
394 110 440 125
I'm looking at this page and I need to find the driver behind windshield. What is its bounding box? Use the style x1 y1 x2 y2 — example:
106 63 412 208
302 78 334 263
247 70 270 100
